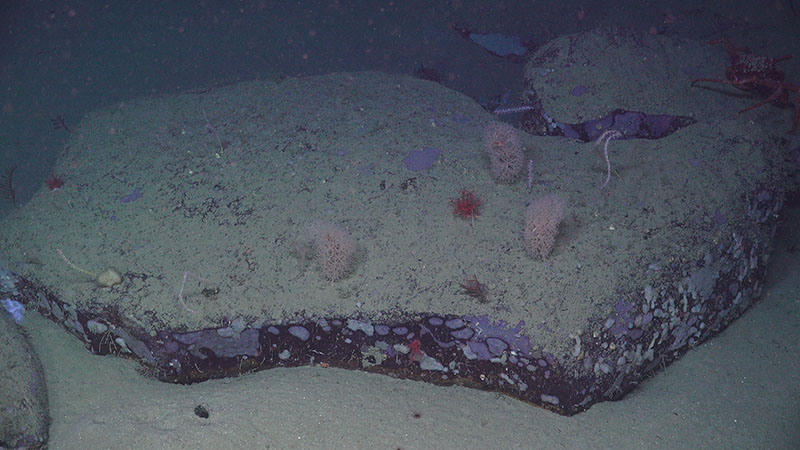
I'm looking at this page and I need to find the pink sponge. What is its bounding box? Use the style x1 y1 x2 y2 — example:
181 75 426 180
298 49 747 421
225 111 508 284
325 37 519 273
310 223 357 281
483 121 524 183
524 194 567 258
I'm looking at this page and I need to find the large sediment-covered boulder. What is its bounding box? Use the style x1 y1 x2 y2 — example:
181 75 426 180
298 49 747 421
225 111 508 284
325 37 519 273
519 27 794 140
0 32 787 415
0 289 49 449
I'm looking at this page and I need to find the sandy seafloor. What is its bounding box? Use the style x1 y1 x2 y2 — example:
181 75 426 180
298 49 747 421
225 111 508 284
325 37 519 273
1 1 799 448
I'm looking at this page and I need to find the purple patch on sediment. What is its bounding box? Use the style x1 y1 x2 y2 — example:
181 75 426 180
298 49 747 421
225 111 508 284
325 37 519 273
570 85 588 97
120 188 142 203
713 208 727 227
359 163 375 175
403 147 442 171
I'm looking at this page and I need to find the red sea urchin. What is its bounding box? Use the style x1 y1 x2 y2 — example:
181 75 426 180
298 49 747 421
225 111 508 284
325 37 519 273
45 173 64 190
450 189 481 219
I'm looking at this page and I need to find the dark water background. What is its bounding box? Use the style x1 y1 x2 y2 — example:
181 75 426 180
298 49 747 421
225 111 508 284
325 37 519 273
3 1 797 213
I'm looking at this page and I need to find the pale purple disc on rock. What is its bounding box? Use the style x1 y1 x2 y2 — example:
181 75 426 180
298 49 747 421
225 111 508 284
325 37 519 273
403 147 442 171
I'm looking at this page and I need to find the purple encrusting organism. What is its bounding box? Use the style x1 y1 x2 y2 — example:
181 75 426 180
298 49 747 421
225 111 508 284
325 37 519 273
570 85 588 96
463 315 532 360
359 163 375 175
451 114 470 124
121 188 142 203
403 147 441 171
713 208 728 228
608 298 643 339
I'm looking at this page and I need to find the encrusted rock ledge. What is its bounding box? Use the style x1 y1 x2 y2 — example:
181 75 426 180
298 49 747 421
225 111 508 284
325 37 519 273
1 189 782 417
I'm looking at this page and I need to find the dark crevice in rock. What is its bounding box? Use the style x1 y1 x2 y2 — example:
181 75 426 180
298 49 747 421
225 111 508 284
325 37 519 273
521 107 697 142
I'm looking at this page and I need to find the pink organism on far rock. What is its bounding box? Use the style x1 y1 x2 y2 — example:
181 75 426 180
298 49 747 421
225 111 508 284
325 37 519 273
309 222 357 281
523 193 567 259
46 173 64 190
483 121 524 183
